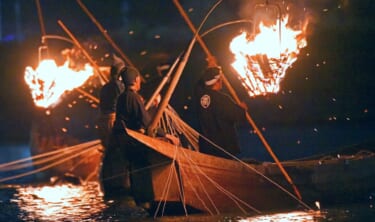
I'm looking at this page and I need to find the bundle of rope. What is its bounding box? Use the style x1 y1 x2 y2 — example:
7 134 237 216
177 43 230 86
0 140 101 183
158 105 199 151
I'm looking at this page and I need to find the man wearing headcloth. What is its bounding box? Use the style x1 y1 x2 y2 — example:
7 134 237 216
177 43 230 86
195 66 248 158
102 66 178 206
97 54 125 149
113 66 178 143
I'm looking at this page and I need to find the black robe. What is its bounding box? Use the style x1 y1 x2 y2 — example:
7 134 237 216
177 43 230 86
195 84 247 158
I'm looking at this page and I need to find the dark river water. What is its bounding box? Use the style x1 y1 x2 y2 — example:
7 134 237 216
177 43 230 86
1 123 374 221
0 181 374 221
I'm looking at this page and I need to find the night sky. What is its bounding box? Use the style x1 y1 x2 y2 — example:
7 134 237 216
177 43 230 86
0 0 374 159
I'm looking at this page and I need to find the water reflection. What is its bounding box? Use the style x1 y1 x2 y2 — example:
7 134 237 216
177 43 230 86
12 182 106 221
2 181 371 221
155 210 325 222
7 181 325 222
241 210 325 221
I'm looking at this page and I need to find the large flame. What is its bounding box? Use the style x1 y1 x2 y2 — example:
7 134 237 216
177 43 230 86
230 16 307 97
24 59 94 108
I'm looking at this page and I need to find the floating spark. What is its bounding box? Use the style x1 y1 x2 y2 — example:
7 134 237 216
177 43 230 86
24 59 94 108
230 16 307 97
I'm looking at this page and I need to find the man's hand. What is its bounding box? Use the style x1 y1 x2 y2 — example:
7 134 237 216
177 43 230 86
165 134 181 146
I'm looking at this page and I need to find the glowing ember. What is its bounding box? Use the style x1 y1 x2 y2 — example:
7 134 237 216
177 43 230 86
230 16 307 97
24 59 94 108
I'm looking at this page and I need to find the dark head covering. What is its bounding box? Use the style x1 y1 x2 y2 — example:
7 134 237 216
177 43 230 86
109 65 119 80
113 54 125 72
203 66 222 86
109 54 125 80
120 66 140 86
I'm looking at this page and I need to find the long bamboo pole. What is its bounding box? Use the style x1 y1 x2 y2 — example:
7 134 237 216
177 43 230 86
75 0 135 68
145 52 182 110
57 20 107 83
75 88 99 104
147 38 196 136
35 0 46 43
172 0 302 200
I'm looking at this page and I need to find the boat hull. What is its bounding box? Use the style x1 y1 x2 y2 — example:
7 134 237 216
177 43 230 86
29 109 103 182
118 129 375 214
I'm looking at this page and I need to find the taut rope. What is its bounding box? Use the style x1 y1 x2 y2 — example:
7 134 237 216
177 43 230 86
0 140 101 183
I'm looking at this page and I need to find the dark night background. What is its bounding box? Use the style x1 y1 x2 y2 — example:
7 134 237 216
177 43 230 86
0 0 373 160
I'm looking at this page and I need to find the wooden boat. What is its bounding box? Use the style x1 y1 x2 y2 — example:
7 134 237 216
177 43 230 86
98 34 375 215
27 72 106 183
101 128 375 215
29 113 103 183
20 1 373 214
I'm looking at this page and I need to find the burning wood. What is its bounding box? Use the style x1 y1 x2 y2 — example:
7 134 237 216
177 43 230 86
230 16 307 97
253 54 273 79
24 59 94 108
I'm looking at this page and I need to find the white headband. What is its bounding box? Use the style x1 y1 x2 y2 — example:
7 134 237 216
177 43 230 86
204 74 221 86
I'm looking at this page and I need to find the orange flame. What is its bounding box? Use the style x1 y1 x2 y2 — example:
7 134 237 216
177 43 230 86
230 16 307 97
24 59 94 108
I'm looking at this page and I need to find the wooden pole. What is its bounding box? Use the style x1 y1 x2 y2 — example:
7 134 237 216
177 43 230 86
33 2 101 102
76 0 135 68
147 39 196 136
57 20 108 83
145 53 182 110
172 0 302 200
172 0 217 67
35 0 46 43
75 88 99 104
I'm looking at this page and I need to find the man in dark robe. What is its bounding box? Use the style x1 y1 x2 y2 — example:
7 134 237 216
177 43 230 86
102 66 178 207
97 58 125 149
195 66 248 158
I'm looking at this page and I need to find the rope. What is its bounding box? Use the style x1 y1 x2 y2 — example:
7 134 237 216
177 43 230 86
102 105 311 212
175 152 189 217
150 106 311 211
177 155 218 215
158 164 177 217
113 102 311 212
153 145 182 218
0 144 98 183
101 161 170 182
198 134 313 210
164 106 199 150
0 140 101 172
179 146 261 214
66 148 102 183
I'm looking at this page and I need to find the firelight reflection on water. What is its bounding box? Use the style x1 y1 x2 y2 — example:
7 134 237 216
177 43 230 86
8 181 326 221
240 210 325 222
11 182 108 221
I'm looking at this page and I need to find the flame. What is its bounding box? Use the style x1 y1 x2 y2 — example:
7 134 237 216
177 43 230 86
24 59 94 108
230 16 307 97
